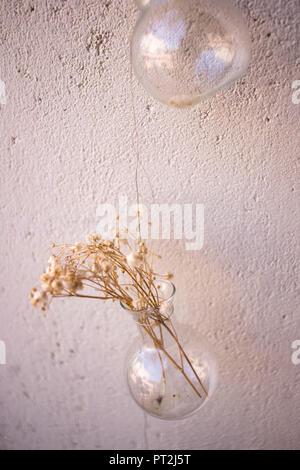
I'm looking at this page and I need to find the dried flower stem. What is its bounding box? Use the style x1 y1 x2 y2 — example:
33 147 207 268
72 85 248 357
141 321 204 400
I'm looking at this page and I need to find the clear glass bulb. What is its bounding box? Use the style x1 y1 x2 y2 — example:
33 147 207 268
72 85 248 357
132 0 251 107
135 0 152 9
121 281 218 420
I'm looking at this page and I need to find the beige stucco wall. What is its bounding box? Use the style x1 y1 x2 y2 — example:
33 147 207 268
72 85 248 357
0 0 299 449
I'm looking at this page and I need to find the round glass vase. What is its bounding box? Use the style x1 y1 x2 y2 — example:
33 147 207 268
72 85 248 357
131 0 251 107
121 281 218 420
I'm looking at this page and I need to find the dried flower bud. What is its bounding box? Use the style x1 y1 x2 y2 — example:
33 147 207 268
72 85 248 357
102 261 112 273
126 252 143 269
70 243 82 253
90 262 101 274
138 244 148 255
86 234 101 244
64 276 83 293
51 280 64 295
47 257 55 272
30 290 48 308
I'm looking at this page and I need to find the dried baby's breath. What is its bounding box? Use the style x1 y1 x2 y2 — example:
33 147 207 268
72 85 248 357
30 231 207 400
30 232 170 312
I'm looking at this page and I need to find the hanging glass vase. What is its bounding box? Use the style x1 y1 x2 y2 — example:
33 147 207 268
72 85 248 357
132 0 251 107
121 280 218 420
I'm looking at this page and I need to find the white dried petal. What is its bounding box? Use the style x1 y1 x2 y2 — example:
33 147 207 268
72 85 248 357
126 252 143 269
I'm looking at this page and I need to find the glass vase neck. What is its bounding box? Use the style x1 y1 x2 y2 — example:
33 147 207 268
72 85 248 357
120 280 176 346
120 280 176 325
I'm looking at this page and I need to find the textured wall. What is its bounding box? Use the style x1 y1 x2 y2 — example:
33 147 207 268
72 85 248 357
0 0 299 450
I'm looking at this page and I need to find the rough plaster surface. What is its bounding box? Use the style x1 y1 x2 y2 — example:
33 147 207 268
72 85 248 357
0 0 299 450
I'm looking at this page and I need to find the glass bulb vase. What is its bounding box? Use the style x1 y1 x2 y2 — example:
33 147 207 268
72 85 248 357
121 281 217 420
132 0 251 107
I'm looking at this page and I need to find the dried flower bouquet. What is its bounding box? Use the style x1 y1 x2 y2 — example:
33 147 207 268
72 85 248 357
30 230 207 400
